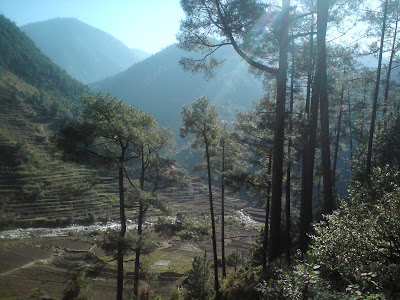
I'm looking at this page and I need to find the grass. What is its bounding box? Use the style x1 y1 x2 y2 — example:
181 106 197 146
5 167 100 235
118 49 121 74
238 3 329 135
143 247 196 275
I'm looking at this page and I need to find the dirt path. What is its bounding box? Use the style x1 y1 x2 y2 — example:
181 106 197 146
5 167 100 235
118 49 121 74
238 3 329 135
0 252 57 276
1 242 98 275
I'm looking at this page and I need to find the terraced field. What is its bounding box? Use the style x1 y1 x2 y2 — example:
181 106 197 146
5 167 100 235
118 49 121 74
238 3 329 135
0 70 266 228
0 71 122 226
163 180 265 223
0 71 267 299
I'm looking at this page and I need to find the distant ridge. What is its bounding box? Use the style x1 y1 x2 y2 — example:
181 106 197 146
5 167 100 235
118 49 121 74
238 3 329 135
0 15 88 103
90 44 265 130
21 18 150 84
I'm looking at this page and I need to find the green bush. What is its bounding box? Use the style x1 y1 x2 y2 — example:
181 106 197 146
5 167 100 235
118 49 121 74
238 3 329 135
63 263 92 300
220 266 264 299
154 217 182 236
154 215 210 241
136 282 161 300
226 250 243 271
310 168 400 298
22 184 42 202
181 253 214 300
0 212 15 230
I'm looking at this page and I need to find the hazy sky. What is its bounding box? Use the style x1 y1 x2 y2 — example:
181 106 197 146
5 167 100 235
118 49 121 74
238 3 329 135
0 0 185 54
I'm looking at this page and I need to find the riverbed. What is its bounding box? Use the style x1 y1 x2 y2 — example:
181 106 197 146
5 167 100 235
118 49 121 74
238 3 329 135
0 209 261 240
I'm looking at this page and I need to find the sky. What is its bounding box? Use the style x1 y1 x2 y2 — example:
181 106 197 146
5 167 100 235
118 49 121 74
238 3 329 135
0 0 185 54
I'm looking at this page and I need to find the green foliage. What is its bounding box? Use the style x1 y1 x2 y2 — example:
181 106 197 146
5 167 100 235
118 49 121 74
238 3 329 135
222 168 399 299
254 259 384 300
373 111 400 170
180 96 221 154
169 288 185 300
21 184 42 202
154 217 182 236
0 212 15 230
231 96 276 196
178 0 274 77
0 15 89 101
136 282 162 300
13 143 47 170
182 253 214 300
220 266 264 300
310 168 400 297
154 214 210 241
249 227 267 267
63 263 92 300
178 219 210 241
225 250 243 271
100 229 156 257
81 213 96 225
352 111 400 183
56 93 173 175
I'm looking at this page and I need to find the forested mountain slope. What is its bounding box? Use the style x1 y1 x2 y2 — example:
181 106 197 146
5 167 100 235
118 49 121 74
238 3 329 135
0 15 120 227
0 15 253 228
21 18 150 84
90 44 265 129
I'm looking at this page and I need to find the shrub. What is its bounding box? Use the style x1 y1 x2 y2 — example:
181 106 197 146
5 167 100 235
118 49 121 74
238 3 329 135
182 253 214 300
310 168 400 298
154 215 209 241
136 282 161 300
63 263 91 300
226 250 243 271
220 266 264 299
22 184 42 202
0 212 15 230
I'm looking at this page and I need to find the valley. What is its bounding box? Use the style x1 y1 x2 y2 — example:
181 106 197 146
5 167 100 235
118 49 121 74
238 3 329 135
1 0 400 297
0 14 267 298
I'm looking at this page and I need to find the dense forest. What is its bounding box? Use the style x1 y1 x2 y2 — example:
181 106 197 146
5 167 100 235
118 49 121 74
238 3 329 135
1 0 400 299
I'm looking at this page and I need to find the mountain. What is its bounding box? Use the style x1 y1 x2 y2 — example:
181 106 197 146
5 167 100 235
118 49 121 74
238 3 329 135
0 15 121 228
131 48 151 61
0 16 89 109
21 18 150 84
90 44 265 130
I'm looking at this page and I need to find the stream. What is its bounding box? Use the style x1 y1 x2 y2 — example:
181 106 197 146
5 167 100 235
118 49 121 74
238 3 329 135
0 222 137 239
0 209 261 240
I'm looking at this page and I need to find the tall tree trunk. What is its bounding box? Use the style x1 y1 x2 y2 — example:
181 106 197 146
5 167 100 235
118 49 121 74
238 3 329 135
366 0 389 179
221 140 226 278
317 0 333 215
133 148 146 298
204 135 220 299
299 4 315 253
383 4 399 115
305 0 314 115
262 150 272 269
348 92 353 170
285 41 295 263
269 0 290 261
300 83 319 253
133 202 144 298
117 157 127 300
332 71 345 190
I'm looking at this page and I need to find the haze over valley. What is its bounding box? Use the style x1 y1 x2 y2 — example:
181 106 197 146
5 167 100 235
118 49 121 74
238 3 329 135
1 0 400 299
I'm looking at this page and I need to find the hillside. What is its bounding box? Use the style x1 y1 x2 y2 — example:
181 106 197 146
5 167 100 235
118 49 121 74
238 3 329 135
90 44 265 130
0 16 88 103
21 18 150 84
0 15 122 227
0 15 260 229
